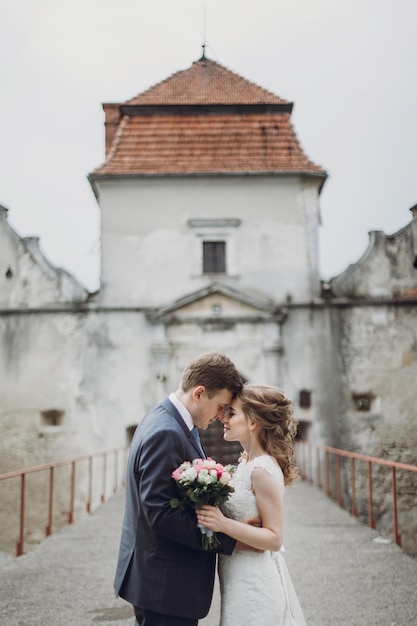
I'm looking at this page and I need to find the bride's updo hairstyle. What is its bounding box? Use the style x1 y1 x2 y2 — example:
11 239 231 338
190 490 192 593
239 384 299 485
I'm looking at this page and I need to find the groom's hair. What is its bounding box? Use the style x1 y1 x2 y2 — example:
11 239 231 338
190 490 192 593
181 352 243 398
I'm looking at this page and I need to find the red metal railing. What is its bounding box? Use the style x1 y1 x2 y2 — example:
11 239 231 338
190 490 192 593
0 447 128 556
295 441 417 548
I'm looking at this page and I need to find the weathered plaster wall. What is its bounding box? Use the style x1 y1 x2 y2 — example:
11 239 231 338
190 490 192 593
0 308 153 553
279 305 343 444
0 206 88 307
328 211 417 555
0 312 95 471
336 304 417 457
0 308 163 470
96 175 321 307
2 185 417 555
332 212 417 299
334 303 417 555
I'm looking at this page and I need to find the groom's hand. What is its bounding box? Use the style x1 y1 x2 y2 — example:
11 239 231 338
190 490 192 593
234 516 263 552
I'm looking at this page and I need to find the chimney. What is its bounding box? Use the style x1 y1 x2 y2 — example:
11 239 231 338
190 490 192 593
410 204 417 258
102 104 122 157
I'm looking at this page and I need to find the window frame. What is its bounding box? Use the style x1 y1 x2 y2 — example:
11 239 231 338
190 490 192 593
188 218 241 278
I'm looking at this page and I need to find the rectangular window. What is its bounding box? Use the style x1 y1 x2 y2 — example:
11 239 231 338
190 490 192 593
41 409 64 427
352 393 372 412
299 390 312 408
203 241 226 274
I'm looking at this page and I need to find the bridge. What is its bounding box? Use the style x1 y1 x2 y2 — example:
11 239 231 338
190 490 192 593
1 473 416 625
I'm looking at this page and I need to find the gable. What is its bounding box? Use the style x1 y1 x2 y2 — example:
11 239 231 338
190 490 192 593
147 283 283 324
172 292 265 318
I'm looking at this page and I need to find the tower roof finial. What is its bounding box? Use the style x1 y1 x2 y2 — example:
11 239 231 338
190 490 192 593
199 4 207 60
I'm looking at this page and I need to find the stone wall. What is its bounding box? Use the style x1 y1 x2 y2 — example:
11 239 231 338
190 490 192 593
333 302 417 555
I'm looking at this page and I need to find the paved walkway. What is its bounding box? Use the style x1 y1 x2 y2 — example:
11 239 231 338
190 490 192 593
0 481 416 626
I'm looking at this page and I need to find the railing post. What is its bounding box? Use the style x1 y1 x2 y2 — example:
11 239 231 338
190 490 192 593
86 456 93 514
68 461 76 524
45 466 54 536
300 441 306 478
325 451 331 497
317 447 322 489
336 455 344 507
391 466 402 547
16 473 26 557
350 457 358 517
101 452 107 504
113 450 118 494
308 443 313 483
367 461 376 529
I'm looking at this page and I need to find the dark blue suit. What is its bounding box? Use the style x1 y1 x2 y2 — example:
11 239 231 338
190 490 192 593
114 397 236 620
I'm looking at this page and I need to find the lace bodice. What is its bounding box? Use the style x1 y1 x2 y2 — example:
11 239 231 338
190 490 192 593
222 454 285 521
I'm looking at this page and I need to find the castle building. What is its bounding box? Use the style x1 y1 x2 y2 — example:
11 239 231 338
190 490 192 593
87 54 333 458
1 57 416 545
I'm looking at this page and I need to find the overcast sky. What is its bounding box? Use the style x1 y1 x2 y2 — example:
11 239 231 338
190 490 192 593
1 0 416 291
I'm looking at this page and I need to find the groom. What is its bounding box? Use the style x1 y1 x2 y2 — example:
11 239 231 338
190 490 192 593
114 352 243 626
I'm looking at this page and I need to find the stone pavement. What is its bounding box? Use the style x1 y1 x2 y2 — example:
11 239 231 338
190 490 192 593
0 480 416 626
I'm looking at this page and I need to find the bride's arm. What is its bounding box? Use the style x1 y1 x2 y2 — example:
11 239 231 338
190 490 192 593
196 467 283 551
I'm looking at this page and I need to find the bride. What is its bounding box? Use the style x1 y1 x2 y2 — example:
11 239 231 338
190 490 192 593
196 384 306 626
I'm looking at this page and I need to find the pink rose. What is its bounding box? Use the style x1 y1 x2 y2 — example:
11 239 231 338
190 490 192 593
219 471 232 485
193 461 205 473
172 468 183 481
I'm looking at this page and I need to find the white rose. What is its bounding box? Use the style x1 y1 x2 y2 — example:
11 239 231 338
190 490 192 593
197 469 213 485
180 467 197 482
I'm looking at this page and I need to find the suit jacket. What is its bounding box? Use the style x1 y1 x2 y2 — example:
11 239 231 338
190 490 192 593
114 397 236 619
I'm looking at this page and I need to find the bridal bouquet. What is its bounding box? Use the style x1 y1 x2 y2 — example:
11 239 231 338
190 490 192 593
170 458 236 549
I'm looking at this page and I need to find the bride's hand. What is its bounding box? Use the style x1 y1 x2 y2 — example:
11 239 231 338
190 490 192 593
196 505 225 532
197 508 264 552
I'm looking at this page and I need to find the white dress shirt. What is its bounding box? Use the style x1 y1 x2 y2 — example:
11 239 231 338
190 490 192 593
169 392 194 431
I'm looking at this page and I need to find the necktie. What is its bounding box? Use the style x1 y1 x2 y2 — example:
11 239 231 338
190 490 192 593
191 426 205 458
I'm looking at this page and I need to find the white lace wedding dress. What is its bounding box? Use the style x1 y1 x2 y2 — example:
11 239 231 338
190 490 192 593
218 455 306 626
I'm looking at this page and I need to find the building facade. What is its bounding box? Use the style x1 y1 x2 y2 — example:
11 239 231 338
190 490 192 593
1 57 416 553
87 55 335 457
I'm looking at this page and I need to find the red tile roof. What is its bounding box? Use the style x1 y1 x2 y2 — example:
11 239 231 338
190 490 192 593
125 57 291 106
94 113 324 175
90 57 326 180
